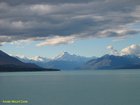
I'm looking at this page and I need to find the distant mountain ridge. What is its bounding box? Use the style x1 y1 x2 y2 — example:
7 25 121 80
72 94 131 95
16 52 95 70
14 52 140 70
46 52 96 70
0 50 59 72
81 54 140 70
52 52 93 62
0 50 38 68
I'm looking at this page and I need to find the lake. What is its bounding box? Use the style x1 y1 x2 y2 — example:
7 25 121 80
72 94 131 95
0 70 140 105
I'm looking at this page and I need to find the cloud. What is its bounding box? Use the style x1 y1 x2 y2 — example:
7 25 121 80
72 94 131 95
0 0 140 46
121 44 140 57
37 36 76 46
0 0 94 5
107 45 119 55
107 44 140 57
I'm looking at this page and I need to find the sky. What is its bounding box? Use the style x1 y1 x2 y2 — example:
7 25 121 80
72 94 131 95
0 0 140 58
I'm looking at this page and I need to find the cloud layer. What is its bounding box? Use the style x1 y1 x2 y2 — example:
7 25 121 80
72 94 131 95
0 0 140 46
107 45 119 55
121 44 140 57
107 44 140 57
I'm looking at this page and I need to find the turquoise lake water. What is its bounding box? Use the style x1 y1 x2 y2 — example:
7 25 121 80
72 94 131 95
0 70 140 105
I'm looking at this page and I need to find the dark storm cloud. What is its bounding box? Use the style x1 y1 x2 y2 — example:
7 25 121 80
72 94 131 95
0 0 140 45
0 0 96 5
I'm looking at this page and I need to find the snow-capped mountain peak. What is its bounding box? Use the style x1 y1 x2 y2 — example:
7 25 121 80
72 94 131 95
30 56 46 62
52 52 93 62
53 52 71 60
13 52 96 69
15 55 49 63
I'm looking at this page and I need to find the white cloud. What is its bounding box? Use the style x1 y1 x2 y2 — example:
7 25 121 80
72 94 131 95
30 4 53 15
37 36 76 46
107 44 140 57
107 45 113 50
121 44 140 57
107 45 119 55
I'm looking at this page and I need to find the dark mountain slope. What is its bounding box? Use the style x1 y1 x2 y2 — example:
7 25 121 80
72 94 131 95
0 50 59 72
81 55 140 70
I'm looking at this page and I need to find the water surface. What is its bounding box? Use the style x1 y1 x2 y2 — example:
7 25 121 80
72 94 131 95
0 70 140 105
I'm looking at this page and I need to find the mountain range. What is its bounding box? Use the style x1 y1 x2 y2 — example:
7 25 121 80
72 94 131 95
15 52 140 70
0 50 59 72
81 54 140 70
0 50 140 71
16 52 96 70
